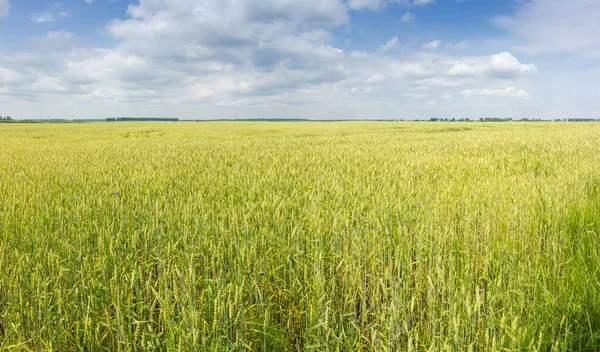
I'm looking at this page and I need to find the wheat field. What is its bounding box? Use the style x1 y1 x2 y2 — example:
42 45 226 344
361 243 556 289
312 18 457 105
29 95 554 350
0 122 599 351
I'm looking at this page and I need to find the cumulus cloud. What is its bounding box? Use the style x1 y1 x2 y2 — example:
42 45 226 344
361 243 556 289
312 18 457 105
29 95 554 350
346 51 536 98
448 52 536 79
98 0 352 100
461 87 530 99
0 0 9 19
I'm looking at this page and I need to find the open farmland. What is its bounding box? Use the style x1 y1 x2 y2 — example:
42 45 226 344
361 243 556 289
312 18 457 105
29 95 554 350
0 122 599 351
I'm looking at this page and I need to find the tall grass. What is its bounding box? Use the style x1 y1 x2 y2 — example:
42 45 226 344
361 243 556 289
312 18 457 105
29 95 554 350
0 122 599 350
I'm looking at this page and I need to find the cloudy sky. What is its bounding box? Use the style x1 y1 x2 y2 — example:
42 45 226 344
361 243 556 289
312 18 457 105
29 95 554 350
0 0 599 120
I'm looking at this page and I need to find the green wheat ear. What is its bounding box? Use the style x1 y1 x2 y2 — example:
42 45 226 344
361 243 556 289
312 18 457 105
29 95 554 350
0 121 599 351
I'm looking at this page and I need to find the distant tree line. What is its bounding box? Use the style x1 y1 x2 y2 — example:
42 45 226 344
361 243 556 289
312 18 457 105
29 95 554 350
106 117 179 122
0 115 12 121
1 119 104 123
566 118 600 122
198 118 313 122
429 117 600 123
480 117 513 122
429 118 513 122
430 118 472 122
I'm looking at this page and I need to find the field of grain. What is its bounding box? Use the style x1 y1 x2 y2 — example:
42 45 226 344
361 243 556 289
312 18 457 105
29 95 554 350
0 122 599 351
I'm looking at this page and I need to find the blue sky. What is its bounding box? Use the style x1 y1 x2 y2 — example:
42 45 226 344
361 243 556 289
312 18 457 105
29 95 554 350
1 0 599 119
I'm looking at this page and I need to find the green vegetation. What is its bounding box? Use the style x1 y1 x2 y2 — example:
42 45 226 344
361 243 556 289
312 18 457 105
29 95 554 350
1 122 599 351
106 118 180 122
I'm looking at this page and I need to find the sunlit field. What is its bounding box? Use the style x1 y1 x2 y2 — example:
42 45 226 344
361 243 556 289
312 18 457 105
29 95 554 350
1 122 599 351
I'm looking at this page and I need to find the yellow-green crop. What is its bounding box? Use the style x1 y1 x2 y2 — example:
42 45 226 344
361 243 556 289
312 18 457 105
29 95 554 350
1 122 599 351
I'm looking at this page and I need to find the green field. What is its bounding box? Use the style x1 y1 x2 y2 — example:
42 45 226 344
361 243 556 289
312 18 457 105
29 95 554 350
1 122 599 351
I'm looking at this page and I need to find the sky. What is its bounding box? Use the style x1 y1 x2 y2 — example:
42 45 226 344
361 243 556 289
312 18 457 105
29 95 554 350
0 0 599 120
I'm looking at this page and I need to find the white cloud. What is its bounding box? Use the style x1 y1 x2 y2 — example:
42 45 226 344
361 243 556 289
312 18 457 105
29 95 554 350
31 11 55 23
461 87 530 99
422 40 441 50
414 0 434 6
493 0 600 58
400 12 415 23
347 0 385 11
347 0 411 11
448 52 536 79
379 37 399 51
1 0 353 106
117 0 349 30
0 0 9 19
